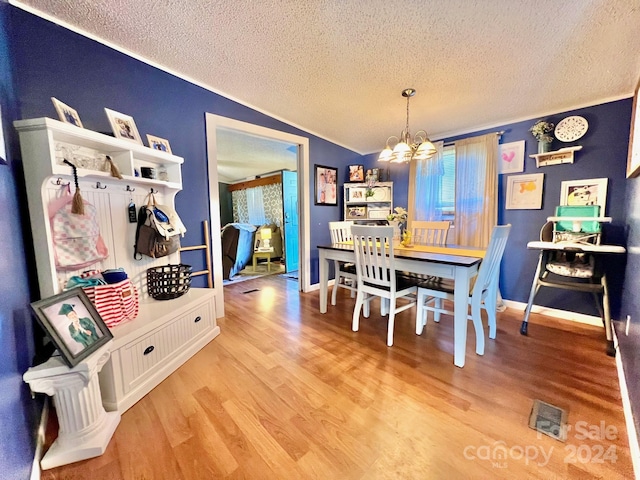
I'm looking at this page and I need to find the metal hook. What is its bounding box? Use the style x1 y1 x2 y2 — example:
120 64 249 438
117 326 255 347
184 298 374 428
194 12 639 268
94 182 108 190
125 185 136 192
51 177 71 186
149 188 157 194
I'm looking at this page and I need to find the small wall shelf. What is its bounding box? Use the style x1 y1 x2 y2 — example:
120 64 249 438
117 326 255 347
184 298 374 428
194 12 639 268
530 146 582 168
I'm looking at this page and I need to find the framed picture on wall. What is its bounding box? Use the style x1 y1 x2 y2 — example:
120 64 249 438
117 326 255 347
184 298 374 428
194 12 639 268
498 140 525 174
314 164 338 206
560 178 608 214
505 173 544 210
30 288 113 368
627 76 640 178
105 108 143 145
348 164 364 182
0 105 6 164
51 97 83 128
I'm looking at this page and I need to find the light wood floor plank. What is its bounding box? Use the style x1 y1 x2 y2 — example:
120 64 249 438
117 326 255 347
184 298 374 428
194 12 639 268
42 274 635 479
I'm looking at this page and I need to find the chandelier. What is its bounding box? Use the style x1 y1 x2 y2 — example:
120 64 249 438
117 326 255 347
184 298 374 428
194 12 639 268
378 88 437 163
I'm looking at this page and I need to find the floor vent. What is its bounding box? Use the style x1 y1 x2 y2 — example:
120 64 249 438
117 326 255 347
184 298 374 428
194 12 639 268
242 288 259 294
529 399 568 441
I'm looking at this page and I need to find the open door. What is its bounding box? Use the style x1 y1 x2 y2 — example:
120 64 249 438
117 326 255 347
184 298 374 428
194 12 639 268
282 170 299 273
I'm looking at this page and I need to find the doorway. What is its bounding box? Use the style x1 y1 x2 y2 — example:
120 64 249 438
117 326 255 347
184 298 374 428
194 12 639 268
205 114 311 317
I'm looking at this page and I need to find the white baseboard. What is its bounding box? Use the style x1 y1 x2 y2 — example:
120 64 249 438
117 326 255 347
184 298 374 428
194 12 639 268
29 397 48 480
502 299 604 328
613 327 640 480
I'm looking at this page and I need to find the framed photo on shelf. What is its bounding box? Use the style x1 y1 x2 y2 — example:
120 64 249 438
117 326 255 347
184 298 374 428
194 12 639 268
498 140 525 174
105 108 143 144
346 206 366 219
505 173 544 210
314 164 338 206
146 134 172 154
348 187 366 202
627 76 640 178
30 288 113 368
51 97 83 128
560 178 608 214
348 164 364 182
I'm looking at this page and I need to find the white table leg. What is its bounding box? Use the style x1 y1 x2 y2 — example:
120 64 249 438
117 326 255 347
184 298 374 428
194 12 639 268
453 266 471 368
319 249 329 313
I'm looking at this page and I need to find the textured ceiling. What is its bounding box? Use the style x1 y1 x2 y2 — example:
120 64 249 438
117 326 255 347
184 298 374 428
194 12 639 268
216 129 297 183
12 0 640 159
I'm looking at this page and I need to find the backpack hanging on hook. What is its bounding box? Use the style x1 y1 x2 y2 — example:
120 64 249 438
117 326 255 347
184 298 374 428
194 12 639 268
49 159 109 269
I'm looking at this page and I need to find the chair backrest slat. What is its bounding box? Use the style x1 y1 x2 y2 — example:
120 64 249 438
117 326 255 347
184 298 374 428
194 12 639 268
329 220 354 244
352 225 395 289
474 224 511 294
411 220 451 246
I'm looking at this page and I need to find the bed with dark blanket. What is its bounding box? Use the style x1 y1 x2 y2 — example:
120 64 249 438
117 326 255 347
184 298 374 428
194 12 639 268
221 223 257 280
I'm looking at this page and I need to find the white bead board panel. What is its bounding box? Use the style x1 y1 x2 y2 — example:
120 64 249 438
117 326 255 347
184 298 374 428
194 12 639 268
44 175 180 297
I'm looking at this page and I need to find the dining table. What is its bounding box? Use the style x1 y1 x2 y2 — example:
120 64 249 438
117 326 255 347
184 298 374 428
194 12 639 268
318 242 485 367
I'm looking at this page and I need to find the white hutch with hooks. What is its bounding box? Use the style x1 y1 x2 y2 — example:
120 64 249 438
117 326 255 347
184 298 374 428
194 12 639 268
16 117 220 414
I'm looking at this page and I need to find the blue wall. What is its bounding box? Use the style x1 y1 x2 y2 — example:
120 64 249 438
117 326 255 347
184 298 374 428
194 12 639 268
0 3 39 479
620 172 640 439
9 7 360 288
366 100 632 319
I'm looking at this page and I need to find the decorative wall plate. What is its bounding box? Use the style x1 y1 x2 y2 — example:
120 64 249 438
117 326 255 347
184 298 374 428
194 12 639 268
554 116 588 142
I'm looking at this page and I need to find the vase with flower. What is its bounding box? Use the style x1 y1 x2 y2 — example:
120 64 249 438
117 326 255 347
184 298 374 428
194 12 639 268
386 207 408 240
529 120 555 154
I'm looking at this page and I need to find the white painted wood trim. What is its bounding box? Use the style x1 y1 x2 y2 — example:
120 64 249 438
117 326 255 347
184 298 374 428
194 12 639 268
502 299 605 328
612 327 640 480
205 113 311 307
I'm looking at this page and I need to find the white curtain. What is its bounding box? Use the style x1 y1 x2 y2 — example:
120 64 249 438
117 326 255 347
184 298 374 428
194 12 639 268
454 134 498 248
408 140 445 224
246 187 267 225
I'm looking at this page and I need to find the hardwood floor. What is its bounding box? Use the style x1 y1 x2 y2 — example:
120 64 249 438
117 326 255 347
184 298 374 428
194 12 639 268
42 275 634 479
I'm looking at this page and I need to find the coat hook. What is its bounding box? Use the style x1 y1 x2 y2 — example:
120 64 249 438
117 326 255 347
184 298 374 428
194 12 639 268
94 182 107 190
51 177 71 186
149 188 157 194
125 185 136 192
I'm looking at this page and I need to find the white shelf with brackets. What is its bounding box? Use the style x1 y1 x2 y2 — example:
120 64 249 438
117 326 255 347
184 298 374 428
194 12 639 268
530 146 582 168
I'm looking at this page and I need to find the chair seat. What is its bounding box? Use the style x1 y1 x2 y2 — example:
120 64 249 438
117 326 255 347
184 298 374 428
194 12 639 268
363 273 421 292
417 277 454 294
546 256 594 278
339 262 356 274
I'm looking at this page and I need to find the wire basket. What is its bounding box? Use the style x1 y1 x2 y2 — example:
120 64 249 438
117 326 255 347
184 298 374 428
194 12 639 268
146 264 192 300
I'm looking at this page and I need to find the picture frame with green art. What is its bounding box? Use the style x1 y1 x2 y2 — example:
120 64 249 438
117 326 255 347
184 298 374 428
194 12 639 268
30 288 113 367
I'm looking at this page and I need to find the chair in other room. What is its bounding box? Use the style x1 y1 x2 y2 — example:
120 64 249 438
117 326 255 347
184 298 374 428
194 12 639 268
351 225 419 346
329 221 357 305
415 224 511 355
411 220 451 246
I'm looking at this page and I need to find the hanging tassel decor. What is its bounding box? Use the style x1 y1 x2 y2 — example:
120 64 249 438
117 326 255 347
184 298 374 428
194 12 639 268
105 155 123 179
63 159 85 215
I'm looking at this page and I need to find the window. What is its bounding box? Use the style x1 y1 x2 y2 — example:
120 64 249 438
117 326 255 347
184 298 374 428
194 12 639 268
412 144 456 221
440 146 455 219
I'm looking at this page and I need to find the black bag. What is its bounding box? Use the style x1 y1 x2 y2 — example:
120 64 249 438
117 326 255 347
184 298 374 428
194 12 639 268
134 199 180 260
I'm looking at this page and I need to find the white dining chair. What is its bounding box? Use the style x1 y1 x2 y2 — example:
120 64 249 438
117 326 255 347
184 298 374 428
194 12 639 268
328 220 357 305
411 220 451 245
415 224 511 353
351 225 419 346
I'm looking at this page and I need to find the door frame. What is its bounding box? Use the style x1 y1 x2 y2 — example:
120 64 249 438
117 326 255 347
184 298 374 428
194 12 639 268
205 113 310 317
